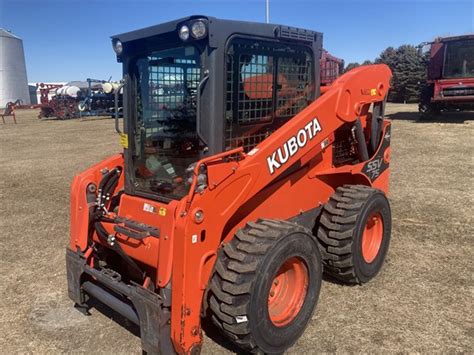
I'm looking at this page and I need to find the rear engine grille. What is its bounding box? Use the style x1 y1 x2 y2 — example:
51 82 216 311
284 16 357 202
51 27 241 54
442 87 474 97
277 26 316 42
333 137 356 167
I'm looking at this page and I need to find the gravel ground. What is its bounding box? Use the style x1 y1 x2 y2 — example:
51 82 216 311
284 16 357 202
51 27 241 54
0 104 472 353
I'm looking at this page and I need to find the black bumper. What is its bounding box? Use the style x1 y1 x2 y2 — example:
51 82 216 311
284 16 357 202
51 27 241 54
66 248 175 354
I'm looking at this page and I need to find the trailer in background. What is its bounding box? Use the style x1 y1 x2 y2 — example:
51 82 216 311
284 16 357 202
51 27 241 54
320 49 344 86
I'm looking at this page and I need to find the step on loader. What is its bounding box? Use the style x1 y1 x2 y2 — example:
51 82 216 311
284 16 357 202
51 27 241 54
66 15 393 354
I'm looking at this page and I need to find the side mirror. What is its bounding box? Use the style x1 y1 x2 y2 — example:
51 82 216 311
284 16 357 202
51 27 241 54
417 42 430 57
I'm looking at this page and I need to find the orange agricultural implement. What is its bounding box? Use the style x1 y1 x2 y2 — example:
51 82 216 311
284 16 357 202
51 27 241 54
66 16 393 354
1 100 20 124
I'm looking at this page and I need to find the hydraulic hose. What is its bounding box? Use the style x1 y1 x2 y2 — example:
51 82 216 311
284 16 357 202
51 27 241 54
97 168 117 195
96 167 121 216
94 221 145 282
102 174 119 210
89 167 146 282
103 168 121 194
354 118 369 162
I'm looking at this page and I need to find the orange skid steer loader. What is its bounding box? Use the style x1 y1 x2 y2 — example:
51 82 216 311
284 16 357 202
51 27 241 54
66 16 392 354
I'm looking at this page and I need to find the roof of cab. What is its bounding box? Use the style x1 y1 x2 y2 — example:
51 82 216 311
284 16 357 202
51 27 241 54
111 15 321 45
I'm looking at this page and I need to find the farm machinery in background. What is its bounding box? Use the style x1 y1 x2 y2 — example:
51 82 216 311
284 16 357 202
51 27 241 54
1 99 23 124
419 34 474 115
320 49 344 87
38 79 123 119
77 78 124 117
37 83 64 106
34 53 341 120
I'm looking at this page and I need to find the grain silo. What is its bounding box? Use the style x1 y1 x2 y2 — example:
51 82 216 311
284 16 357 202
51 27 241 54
0 29 30 107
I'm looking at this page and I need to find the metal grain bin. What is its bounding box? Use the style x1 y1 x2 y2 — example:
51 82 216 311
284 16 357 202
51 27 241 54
0 29 30 107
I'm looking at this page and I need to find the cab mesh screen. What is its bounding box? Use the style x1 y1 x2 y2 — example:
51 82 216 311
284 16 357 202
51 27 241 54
225 39 313 152
143 57 200 139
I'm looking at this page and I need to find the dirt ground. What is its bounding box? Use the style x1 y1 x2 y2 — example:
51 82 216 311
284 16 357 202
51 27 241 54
0 104 472 354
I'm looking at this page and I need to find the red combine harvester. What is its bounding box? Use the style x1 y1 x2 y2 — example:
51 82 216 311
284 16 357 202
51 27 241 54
419 34 474 115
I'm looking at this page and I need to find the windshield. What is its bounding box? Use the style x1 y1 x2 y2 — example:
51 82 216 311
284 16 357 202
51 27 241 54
444 39 474 78
132 46 202 200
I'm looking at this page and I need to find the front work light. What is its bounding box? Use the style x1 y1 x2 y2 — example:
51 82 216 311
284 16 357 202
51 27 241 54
179 25 190 41
191 21 207 39
112 40 123 55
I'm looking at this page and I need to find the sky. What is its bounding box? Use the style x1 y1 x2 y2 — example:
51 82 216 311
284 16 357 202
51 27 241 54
1 0 473 83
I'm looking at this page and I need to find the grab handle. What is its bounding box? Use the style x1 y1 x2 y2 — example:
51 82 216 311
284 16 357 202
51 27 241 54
115 81 126 134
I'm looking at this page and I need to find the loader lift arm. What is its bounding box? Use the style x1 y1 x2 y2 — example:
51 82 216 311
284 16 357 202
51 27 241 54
184 64 391 211
171 64 392 353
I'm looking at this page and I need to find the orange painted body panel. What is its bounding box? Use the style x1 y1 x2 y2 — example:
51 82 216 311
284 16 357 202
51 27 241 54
70 154 124 252
98 195 179 287
69 64 392 353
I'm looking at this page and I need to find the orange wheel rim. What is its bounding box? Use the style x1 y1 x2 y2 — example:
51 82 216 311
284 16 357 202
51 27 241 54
268 257 308 327
362 212 383 263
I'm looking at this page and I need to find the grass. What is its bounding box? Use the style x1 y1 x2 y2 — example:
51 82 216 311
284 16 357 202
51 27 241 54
0 105 472 353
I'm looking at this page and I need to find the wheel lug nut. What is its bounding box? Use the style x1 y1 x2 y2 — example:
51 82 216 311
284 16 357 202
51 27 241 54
270 290 275 297
274 280 279 286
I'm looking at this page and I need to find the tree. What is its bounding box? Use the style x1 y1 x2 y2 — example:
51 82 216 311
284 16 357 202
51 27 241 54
344 60 373 73
344 62 360 73
375 45 427 103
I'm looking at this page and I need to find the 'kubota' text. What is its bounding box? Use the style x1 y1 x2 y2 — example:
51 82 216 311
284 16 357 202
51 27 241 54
267 118 322 174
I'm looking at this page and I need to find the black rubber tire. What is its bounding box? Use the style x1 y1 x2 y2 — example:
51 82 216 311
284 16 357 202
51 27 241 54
419 84 433 113
316 185 391 284
206 219 322 354
419 84 441 118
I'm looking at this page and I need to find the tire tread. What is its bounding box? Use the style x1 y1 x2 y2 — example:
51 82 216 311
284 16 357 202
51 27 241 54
316 184 383 284
207 219 310 352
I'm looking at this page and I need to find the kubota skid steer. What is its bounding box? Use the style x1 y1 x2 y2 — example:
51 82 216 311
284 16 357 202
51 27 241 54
67 16 393 354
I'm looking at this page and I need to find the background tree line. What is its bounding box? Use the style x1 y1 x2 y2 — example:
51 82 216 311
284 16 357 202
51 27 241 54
343 45 428 103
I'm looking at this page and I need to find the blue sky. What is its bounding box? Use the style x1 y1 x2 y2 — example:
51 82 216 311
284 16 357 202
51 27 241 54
1 0 473 83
